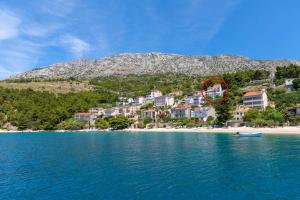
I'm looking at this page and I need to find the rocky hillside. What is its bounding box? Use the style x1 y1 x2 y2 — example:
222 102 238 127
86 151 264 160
9 53 300 80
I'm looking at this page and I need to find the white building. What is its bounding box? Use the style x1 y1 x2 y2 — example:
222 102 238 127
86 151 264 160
118 97 135 106
103 107 120 118
232 107 250 121
171 105 192 119
89 108 105 116
128 98 134 104
285 79 294 91
141 109 158 122
118 105 141 117
185 93 204 107
243 89 268 110
206 84 223 99
74 113 92 121
155 96 174 107
146 90 162 99
191 107 215 121
134 97 145 105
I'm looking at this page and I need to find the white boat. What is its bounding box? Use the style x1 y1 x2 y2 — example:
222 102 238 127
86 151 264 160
236 132 262 137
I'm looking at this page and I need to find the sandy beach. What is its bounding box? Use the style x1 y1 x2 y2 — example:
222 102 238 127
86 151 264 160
0 127 299 134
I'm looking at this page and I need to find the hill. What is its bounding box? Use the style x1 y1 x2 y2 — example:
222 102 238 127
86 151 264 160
8 53 300 80
0 81 92 94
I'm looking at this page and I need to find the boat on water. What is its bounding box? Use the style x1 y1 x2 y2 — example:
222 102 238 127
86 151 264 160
235 132 262 137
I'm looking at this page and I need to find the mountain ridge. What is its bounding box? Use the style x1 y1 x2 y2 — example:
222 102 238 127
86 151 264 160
8 52 300 80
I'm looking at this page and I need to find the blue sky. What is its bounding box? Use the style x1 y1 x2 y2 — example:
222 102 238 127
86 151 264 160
0 0 300 79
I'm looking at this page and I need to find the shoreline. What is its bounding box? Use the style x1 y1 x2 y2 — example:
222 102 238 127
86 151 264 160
0 126 299 134
125 127 300 134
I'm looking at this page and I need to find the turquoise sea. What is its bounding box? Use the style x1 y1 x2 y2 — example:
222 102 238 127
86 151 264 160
1 132 300 200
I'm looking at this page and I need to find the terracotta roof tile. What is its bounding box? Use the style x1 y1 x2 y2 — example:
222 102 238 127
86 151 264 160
243 91 262 97
78 113 91 116
208 84 222 89
174 105 191 110
235 107 250 113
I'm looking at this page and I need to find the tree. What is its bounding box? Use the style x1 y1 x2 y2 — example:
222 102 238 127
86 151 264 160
293 78 300 90
141 103 154 110
275 65 300 79
57 119 87 130
97 119 109 129
252 70 269 80
0 112 6 127
108 115 131 130
214 99 232 126
244 108 261 122
263 107 284 126
143 117 152 125
205 116 214 126
275 91 300 110
244 107 285 127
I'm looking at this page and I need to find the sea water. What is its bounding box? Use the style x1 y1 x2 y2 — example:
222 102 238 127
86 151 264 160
0 132 300 200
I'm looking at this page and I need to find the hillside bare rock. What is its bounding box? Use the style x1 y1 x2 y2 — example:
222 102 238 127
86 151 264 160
9 53 300 80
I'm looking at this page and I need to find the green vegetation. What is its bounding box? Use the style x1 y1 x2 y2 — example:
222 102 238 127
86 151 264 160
0 112 7 127
244 107 285 127
275 64 300 85
222 70 270 89
169 116 216 128
105 115 132 130
90 69 272 105
275 64 300 79
142 117 153 125
0 67 299 130
214 99 232 126
0 88 112 130
275 91 300 110
93 115 134 130
96 119 109 129
90 74 196 97
0 80 92 94
293 78 300 90
170 118 201 128
57 119 87 130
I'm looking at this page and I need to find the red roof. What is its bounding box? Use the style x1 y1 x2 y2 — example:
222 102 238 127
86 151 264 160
243 91 262 97
235 107 250 113
78 112 91 116
174 105 191 110
208 84 222 89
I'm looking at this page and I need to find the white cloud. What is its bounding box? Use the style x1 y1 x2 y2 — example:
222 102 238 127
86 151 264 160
59 34 90 56
40 0 78 17
21 23 61 37
0 8 21 40
0 39 42 78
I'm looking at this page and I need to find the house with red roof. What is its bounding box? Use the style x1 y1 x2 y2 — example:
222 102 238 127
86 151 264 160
243 89 268 110
171 105 192 119
233 107 250 121
141 109 158 121
74 113 93 122
206 84 223 99
155 95 174 107
191 107 216 121
185 92 204 107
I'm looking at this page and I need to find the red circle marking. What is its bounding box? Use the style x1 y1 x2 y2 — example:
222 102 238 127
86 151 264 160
200 77 229 104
